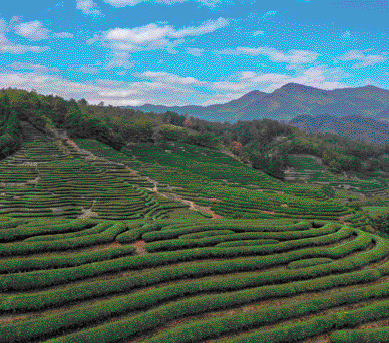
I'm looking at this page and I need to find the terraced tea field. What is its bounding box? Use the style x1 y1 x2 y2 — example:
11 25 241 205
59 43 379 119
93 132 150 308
76 140 354 221
2 216 389 342
286 155 388 196
2 124 389 342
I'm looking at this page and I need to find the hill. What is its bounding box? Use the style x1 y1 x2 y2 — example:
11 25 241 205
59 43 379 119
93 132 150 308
123 83 389 123
289 114 389 145
1 120 389 343
3 87 389 342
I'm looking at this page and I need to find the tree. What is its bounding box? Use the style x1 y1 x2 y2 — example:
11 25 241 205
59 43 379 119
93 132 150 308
231 141 243 155
184 119 192 128
78 98 88 106
370 213 389 233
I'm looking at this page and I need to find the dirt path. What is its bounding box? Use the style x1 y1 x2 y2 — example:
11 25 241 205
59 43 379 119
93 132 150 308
58 134 223 219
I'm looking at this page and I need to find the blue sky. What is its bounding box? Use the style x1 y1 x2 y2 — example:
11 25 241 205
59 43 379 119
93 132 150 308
0 0 388 106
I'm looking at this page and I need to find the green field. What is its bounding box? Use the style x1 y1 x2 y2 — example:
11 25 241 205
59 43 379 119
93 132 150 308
362 206 389 219
1 123 389 342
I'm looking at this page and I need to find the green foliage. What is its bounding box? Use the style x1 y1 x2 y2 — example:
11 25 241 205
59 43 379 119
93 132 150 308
321 184 335 198
330 327 389 343
249 148 288 180
287 257 333 269
370 212 389 233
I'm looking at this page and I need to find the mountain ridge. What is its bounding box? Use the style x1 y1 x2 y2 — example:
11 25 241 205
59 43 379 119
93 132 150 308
122 83 389 123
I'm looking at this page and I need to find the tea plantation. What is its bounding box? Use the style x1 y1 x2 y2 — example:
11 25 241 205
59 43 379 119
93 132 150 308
1 122 389 343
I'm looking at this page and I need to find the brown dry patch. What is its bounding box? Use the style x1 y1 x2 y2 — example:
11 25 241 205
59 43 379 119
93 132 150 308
339 213 354 222
78 201 98 220
261 210 276 214
130 240 148 255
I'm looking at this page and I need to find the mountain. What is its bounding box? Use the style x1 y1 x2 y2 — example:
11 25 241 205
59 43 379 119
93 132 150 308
289 113 389 145
127 89 268 122
122 83 389 123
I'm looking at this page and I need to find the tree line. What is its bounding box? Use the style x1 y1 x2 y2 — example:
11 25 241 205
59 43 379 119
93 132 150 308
2 87 389 181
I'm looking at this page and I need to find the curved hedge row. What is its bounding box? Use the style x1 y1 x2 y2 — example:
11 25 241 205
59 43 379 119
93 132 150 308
0 245 136 274
0 227 374 292
0 218 99 242
330 327 389 343
142 220 318 242
8 269 384 343
216 239 279 248
0 222 128 256
287 257 334 269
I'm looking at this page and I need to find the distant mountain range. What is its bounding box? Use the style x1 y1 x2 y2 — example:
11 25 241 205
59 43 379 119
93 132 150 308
122 83 389 123
289 114 389 145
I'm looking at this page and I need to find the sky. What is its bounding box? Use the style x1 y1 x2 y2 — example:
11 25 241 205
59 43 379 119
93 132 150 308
0 0 388 107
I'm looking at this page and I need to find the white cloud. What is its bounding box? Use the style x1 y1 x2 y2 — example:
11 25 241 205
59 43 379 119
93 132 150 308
0 63 350 107
216 46 320 65
0 24 50 55
133 71 204 86
187 47 204 56
90 17 228 55
338 49 388 68
14 20 73 41
7 62 59 73
252 30 264 37
76 0 102 15
53 32 74 38
103 50 135 70
206 65 349 101
0 45 49 54
102 0 222 7
0 19 49 54
10 16 21 24
15 21 51 41
262 10 277 19
340 30 351 39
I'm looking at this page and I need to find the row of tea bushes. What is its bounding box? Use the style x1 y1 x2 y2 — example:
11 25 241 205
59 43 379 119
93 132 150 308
9 268 384 343
0 225 370 292
0 245 136 274
0 222 128 257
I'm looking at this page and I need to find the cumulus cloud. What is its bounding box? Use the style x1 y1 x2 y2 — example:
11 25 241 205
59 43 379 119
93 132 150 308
0 19 49 54
252 30 264 37
187 47 204 56
216 46 320 65
340 30 351 38
7 62 59 73
103 51 135 70
89 17 228 54
76 0 103 15
102 0 222 7
14 20 73 41
262 10 277 19
207 66 348 98
0 44 49 54
337 49 388 68
133 71 205 86
0 62 350 107
15 21 51 41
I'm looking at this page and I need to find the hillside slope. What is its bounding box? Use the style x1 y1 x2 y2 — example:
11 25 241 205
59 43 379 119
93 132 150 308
1 125 389 343
124 83 389 123
289 114 389 145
